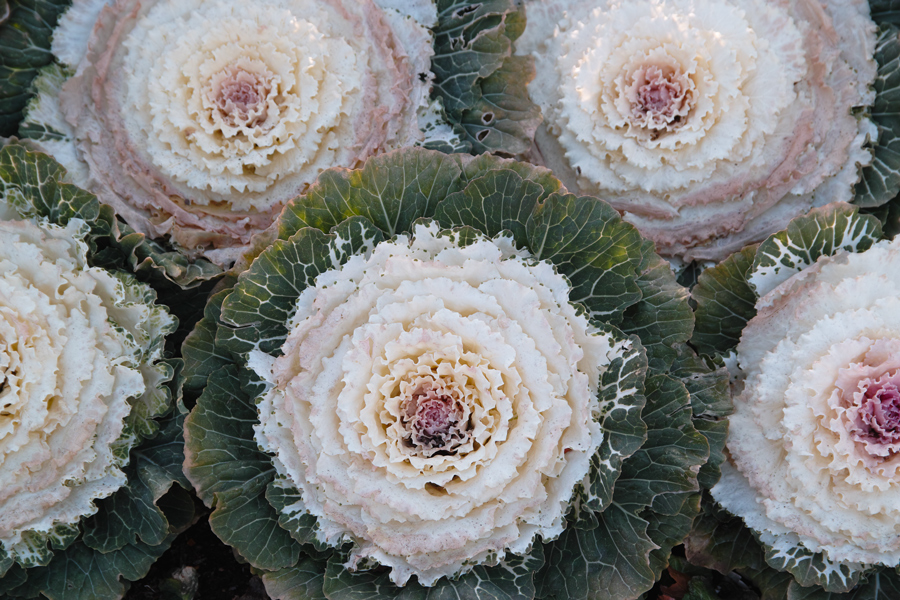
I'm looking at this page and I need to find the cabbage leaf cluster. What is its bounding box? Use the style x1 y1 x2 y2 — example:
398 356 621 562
182 147 727 600
0 145 193 600
690 202 900 597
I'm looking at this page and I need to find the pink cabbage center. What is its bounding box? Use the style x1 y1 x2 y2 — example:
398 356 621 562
401 382 470 456
624 65 694 132
208 65 273 130
849 373 900 456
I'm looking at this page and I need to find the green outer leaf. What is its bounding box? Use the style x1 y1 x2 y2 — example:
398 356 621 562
526 192 646 324
0 562 26 595
181 276 239 392
0 0 70 136
430 0 538 157
82 410 191 553
856 25 900 206
670 347 732 491
183 364 303 571
183 365 274 506
0 143 97 225
459 55 541 157
619 241 694 372
749 203 883 296
434 167 545 248
869 0 900 23
218 217 384 357
117 223 223 288
458 153 561 197
686 497 765 578
278 148 463 239
261 558 328 600
872 1 900 25
682 496 879 600
690 245 758 357
538 375 708 600
210 484 302 572
265 482 325 552
682 577 722 600
4 536 177 600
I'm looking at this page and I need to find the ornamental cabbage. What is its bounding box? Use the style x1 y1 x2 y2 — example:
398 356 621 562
689 202 900 594
517 0 879 261
0 145 191 600
252 221 619 585
20 0 541 270
182 148 723 599
23 0 444 267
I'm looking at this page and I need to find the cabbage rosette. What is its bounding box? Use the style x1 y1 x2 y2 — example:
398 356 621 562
0 145 194 600
13 0 537 275
517 0 900 262
182 148 727 599
687 202 900 596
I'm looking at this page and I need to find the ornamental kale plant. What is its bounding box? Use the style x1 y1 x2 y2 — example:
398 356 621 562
517 0 900 263
13 0 537 274
688 202 900 597
0 145 193 600
181 148 729 600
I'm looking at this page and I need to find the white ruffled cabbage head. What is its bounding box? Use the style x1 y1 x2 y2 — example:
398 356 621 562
0 217 174 566
45 0 437 265
252 223 633 585
712 236 900 567
517 0 877 260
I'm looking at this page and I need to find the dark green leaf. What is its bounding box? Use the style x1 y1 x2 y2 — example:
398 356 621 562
430 0 538 157
458 153 560 197
266 483 323 551
872 1 900 24
209 483 302 572
183 365 274 505
10 536 176 600
670 346 732 490
526 193 646 324
460 55 541 156
0 562 27 595
0 143 97 225
787 570 900 600
764 544 861 594
262 557 328 600
619 242 693 372
0 0 70 135
539 375 707 600
81 474 169 553
690 245 758 357
431 0 517 118
434 168 544 248
278 149 462 239
856 25 900 205
323 544 544 600
182 280 239 392
83 409 192 552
